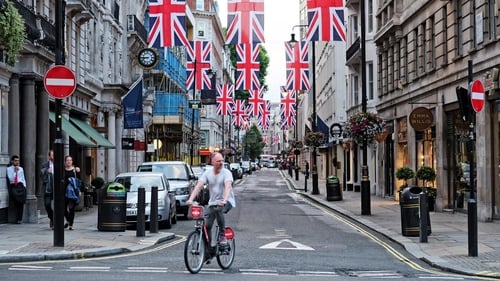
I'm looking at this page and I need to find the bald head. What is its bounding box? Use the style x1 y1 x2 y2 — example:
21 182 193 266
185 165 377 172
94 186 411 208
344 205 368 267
211 152 224 172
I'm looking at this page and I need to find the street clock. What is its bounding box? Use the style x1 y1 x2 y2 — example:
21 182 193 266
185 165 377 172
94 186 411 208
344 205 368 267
137 48 159 69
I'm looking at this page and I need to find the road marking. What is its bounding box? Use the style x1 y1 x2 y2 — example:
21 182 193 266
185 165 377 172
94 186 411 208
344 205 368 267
67 266 110 271
125 267 168 272
259 239 314 250
9 265 52 271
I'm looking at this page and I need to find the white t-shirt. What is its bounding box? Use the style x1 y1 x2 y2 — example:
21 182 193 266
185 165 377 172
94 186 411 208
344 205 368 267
200 167 236 207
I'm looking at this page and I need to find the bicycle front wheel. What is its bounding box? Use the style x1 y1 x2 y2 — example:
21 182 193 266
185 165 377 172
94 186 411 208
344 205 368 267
184 230 206 274
217 238 235 269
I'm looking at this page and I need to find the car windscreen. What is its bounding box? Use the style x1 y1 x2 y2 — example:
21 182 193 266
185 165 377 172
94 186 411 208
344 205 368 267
139 164 188 180
115 175 165 192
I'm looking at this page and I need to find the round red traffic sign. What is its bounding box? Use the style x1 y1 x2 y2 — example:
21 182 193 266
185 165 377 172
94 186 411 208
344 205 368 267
44 65 76 99
470 79 485 113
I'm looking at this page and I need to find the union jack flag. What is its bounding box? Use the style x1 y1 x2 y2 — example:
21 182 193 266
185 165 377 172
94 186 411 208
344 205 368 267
216 84 234 116
232 99 249 128
226 0 265 45
236 43 261 90
280 86 296 129
247 86 266 117
272 134 280 145
186 41 211 90
262 135 269 145
285 41 310 90
258 100 271 131
306 0 346 42
147 0 188 48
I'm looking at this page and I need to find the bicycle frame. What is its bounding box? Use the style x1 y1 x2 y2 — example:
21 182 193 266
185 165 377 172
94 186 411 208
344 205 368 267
184 204 235 274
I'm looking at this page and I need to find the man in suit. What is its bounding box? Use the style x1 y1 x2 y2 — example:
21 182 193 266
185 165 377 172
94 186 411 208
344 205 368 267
40 150 54 229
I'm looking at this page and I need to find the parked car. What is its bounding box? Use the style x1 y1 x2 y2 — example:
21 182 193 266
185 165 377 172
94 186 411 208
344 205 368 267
114 172 176 229
241 161 251 174
137 161 197 217
267 160 277 168
192 166 205 179
229 163 243 179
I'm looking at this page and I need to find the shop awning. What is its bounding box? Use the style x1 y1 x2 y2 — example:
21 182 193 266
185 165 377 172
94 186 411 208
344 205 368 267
49 112 97 147
199 149 211 156
70 117 115 148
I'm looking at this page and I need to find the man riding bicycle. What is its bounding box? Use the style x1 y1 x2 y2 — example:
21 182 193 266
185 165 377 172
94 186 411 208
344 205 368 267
187 152 235 246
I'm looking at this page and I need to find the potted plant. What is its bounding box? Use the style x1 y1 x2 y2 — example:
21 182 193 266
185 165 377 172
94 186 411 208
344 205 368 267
0 0 26 65
416 166 437 211
344 112 386 145
395 167 415 189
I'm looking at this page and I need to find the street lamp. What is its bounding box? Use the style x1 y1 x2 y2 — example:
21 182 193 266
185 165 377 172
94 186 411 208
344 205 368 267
289 25 319 195
360 0 370 215
189 67 213 166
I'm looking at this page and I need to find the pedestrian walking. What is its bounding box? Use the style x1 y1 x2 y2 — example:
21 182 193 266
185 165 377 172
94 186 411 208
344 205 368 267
6 155 27 224
63 155 81 230
40 150 54 229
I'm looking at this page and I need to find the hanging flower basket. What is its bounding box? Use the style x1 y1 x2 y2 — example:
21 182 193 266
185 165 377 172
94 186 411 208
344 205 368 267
344 112 386 144
304 131 324 147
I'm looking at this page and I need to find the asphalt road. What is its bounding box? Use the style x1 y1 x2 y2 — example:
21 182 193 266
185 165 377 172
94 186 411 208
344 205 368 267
0 169 480 280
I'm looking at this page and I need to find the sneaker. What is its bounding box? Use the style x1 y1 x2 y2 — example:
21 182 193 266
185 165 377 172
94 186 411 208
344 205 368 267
218 236 228 246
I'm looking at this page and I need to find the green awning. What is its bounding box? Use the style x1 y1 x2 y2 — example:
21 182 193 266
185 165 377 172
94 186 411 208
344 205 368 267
69 117 115 148
49 112 97 147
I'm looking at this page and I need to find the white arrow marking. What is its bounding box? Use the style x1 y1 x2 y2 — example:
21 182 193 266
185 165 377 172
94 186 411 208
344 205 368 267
259 239 314 250
46 78 75 86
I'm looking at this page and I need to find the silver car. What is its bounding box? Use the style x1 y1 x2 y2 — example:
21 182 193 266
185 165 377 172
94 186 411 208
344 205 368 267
114 172 177 229
137 161 197 217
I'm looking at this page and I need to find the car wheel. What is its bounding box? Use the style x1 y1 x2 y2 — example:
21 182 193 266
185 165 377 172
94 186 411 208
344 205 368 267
161 213 172 229
172 209 177 224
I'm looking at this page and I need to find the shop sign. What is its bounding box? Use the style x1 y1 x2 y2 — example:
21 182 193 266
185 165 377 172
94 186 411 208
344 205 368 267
409 107 434 131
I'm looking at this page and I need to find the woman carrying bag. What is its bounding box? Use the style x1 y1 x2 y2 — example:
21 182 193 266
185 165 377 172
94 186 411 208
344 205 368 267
63 155 81 230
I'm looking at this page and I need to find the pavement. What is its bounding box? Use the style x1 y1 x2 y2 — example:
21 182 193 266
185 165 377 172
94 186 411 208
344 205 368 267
0 169 498 279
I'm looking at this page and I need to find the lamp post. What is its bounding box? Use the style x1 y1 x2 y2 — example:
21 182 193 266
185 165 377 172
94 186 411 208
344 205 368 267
289 24 318 193
189 67 213 166
360 0 370 215
53 0 65 247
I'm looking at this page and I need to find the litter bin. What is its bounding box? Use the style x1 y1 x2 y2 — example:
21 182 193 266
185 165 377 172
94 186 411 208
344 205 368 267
98 182 127 231
326 175 342 201
400 186 431 237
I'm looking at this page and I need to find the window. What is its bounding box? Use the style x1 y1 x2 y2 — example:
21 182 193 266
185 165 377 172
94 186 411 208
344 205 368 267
196 0 204 11
488 0 496 41
367 0 373 33
351 15 358 41
455 0 463 56
368 62 374 100
198 22 206 38
353 75 359 106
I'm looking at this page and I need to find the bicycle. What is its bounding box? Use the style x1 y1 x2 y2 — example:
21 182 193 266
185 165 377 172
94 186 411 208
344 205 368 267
184 203 235 274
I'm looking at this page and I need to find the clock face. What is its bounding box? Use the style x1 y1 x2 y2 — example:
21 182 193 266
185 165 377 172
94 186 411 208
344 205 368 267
138 48 158 68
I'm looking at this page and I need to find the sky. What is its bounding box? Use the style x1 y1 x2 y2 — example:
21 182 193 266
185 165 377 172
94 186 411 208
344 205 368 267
217 0 301 103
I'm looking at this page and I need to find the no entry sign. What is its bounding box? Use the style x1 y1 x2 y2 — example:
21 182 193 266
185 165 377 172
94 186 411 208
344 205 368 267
470 79 485 113
44 65 76 99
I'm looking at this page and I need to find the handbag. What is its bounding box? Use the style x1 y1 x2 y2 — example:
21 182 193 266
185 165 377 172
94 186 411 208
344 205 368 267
10 183 26 204
66 177 81 204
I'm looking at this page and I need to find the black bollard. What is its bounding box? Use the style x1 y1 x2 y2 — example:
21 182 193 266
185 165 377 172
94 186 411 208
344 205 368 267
136 187 146 237
150 186 158 233
419 192 428 243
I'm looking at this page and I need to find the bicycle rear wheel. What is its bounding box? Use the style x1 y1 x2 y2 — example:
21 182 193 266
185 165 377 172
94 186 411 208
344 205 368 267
184 230 206 274
216 238 235 269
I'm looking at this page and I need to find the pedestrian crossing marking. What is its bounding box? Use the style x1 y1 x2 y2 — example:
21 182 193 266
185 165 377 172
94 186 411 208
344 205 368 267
259 239 314 250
